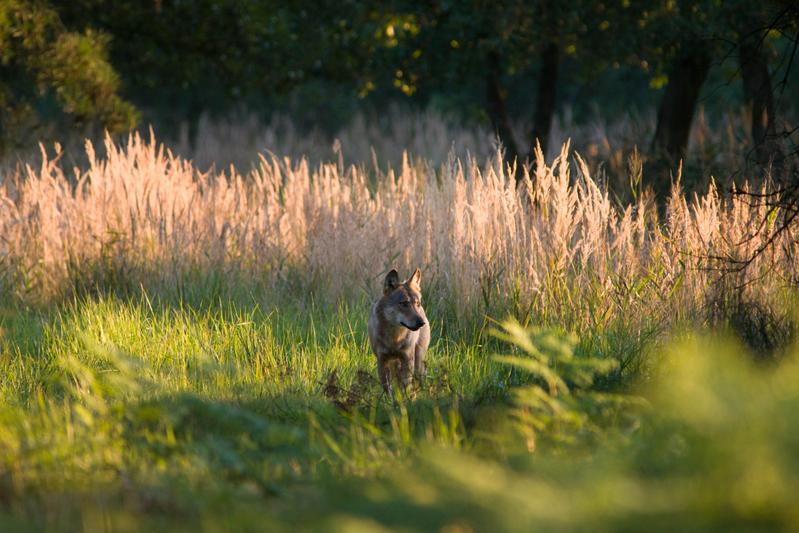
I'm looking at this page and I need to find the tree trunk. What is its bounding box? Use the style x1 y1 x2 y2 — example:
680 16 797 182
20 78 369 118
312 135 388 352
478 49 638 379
650 43 711 200
528 42 559 160
485 49 520 167
739 33 784 178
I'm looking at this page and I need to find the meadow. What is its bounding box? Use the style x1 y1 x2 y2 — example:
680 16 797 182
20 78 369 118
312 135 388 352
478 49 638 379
1 122 799 531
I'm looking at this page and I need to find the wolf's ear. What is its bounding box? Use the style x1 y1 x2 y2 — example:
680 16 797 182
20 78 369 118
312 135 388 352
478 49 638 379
408 268 421 289
383 269 400 294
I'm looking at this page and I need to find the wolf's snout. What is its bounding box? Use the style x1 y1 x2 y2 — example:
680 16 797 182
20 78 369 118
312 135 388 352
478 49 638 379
401 320 426 331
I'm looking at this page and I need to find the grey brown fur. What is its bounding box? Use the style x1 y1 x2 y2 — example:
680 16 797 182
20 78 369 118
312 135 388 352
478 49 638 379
368 268 430 395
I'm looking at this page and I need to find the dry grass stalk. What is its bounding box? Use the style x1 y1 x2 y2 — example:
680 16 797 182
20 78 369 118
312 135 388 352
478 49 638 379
1 133 795 335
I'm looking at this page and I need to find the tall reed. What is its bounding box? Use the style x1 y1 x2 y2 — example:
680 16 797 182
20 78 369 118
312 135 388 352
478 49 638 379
1 133 795 340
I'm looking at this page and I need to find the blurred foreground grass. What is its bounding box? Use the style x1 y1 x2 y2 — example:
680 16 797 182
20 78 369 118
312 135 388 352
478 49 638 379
0 295 798 531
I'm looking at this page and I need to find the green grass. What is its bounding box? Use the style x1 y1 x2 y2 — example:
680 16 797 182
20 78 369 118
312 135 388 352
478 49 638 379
1 289 798 531
1 294 509 401
0 291 514 530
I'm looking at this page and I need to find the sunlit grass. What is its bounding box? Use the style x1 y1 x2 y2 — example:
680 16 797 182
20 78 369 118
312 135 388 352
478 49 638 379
2 295 798 530
2 132 799 530
0 294 510 530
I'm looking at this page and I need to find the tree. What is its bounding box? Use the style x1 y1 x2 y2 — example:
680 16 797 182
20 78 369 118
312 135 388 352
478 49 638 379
651 44 712 163
705 2 799 276
529 42 559 160
731 4 792 178
645 1 796 199
739 30 784 176
649 41 712 200
0 0 137 154
365 0 584 170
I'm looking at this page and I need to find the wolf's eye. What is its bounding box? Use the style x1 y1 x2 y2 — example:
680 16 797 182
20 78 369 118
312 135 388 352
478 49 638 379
400 301 410 307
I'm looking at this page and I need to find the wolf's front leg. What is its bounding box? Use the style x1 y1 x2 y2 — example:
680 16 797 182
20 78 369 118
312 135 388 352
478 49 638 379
413 354 425 384
398 354 414 389
414 326 430 383
378 356 393 397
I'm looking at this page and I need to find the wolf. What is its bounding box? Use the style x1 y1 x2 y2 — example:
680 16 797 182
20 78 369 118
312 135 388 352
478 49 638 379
368 268 430 395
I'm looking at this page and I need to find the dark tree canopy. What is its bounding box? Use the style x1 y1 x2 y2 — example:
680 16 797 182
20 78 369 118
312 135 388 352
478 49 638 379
0 0 138 152
1 0 797 192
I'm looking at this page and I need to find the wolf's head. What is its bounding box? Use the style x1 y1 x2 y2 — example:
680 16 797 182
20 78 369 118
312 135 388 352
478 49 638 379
381 268 427 331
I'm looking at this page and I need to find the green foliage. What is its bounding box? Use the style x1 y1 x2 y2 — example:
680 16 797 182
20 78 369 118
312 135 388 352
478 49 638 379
281 335 799 532
1 293 799 529
493 320 640 451
36 30 137 131
0 0 138 152
0 294 499 528
52 0 384 118
1 0 797 154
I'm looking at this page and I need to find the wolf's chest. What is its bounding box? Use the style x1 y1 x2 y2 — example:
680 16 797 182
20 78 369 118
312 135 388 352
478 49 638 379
393 333 416 351
380 331 418 358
